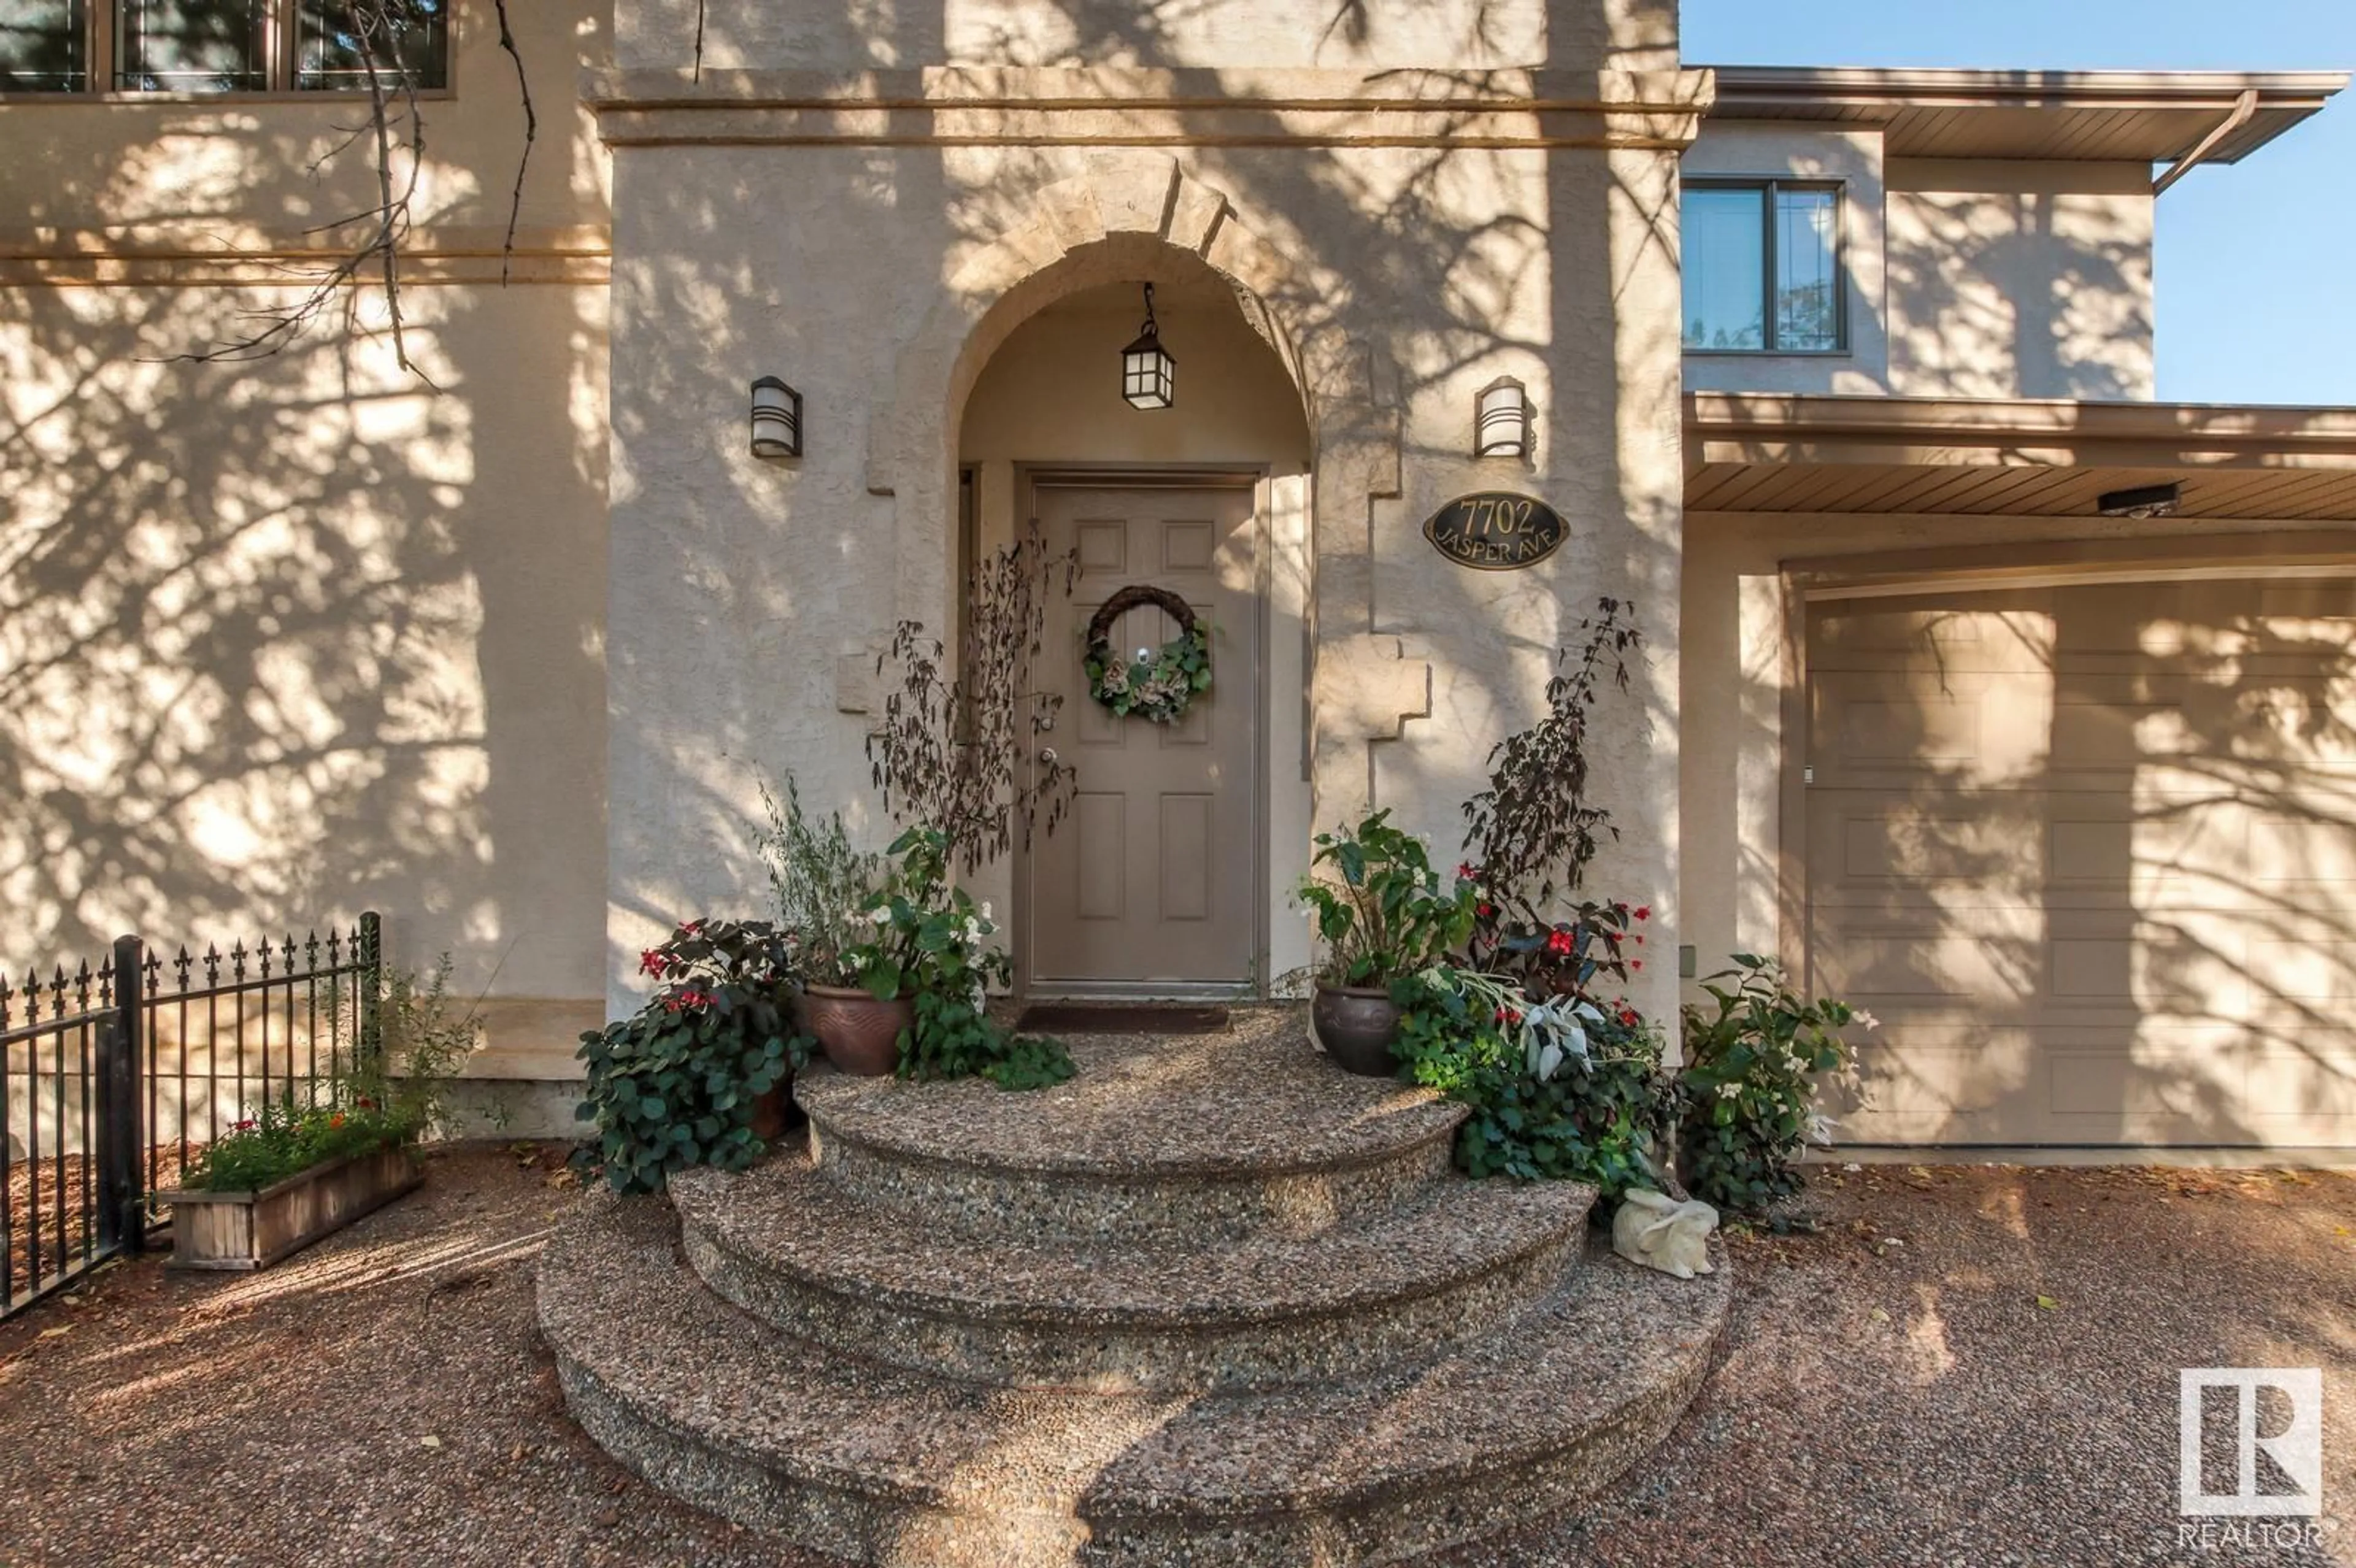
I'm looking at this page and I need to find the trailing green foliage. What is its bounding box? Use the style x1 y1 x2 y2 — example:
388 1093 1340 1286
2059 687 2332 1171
572 919 804 1195
873 826 1074 1090
1296 810 1475 987
1676 955 1866 1213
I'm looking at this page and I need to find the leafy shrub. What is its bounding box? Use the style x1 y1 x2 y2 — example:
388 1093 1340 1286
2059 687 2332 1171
1297 810 1474 986
572 919 804 1195
1395 964 1672 1201
871 827 1074 1090
1676 955 1868 1212
753 775 885 988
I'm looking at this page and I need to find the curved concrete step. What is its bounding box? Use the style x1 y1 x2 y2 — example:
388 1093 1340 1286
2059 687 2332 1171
670 1158 1592 1393
796 1027 1466 1244
539 1193 1728 1568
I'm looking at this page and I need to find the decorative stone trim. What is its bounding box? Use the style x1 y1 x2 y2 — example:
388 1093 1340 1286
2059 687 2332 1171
1317 634 1433 743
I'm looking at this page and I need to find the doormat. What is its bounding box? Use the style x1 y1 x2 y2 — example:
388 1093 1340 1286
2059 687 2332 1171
1014 1004 1232 1036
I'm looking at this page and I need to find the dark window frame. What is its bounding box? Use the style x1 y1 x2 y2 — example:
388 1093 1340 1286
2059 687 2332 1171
0 0 451 98
1681 177 1849 357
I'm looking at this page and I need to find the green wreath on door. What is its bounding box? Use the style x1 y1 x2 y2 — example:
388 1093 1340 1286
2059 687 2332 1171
1084 585 1212 724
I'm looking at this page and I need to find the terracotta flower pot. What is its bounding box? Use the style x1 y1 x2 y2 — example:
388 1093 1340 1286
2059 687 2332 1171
1312 983 1403 1077
749 1076 793 1142
802 985 914 1077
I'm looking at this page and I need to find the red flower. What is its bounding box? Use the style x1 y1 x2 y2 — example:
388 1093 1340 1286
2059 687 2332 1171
1633 934 1645 945
1478 902 1496 919
1617 1005 1639 1027
329 1113 346 1130
1455 862 1477 882
355 1096 375 1110
1630 959 1644 972
679 920 704 937
1613 901 1628 914
1634 906 1651 921
1544 929 1575 958
639 948 666 977
663 996 682 1014
234 1118 256 1131
1495 1007 1523 1028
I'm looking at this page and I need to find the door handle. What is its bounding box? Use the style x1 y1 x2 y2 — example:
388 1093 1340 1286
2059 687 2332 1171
1038 747 1060 766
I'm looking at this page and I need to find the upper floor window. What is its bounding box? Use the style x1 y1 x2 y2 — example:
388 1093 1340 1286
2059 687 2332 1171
0 1 448 94
1683 180 1844 355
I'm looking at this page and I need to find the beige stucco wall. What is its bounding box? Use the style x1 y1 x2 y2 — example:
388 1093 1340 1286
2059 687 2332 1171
1676 509 2356 990
599 3 1701 1028
0 0 614 1075
618 0 1679 71
1885 159 2157 402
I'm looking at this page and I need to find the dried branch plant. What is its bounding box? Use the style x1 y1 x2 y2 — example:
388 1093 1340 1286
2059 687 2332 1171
867 529 1080 872
175 0 537 376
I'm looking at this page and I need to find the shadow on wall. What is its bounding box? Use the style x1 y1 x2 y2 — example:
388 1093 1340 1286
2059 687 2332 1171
0 102 609 1004
1884 169 2155 402
1809 580 2356 1148
602 0 1693 986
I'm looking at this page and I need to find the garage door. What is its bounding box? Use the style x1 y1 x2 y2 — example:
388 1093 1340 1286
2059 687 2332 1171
1806 575 2356 1148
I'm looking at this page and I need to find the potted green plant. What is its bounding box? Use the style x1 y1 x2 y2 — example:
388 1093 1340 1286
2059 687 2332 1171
573 918 803 1193
157 958 476 1270
1297 809 1476 1076
755 778 912 1077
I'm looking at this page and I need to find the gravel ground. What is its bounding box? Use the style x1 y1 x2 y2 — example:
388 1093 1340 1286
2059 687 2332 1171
1 1147 2350 1567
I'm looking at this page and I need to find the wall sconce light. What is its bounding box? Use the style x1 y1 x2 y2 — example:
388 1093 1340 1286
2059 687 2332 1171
1476 378 1530 459
2096 481 2181 518
1121 283 1176 411
750 376 803 459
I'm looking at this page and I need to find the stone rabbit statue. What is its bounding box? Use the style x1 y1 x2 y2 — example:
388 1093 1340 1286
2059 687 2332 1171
1611 1187 1719 1280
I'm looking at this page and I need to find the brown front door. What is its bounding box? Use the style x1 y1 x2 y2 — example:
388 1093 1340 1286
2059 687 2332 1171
1026 480 1260 992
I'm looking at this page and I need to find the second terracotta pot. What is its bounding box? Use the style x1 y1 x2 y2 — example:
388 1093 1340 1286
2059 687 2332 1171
1312 983 1403 1077
801 985 914 1077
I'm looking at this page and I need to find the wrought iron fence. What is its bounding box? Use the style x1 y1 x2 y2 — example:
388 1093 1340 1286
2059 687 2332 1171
1 913 379 1317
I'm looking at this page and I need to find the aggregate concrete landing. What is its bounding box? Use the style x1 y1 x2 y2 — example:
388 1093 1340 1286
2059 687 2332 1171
539 1194 1730 1568
798 1009 1465 1179
671 1157 1591 1392
800 1010 1469 1243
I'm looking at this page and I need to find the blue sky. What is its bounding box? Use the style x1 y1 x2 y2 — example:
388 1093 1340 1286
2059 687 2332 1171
1682 1 2356 406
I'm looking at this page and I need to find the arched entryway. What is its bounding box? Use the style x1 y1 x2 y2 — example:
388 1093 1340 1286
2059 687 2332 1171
957 267 1313 997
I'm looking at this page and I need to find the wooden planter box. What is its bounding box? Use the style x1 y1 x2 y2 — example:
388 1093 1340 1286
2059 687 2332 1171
156 1145 425 1271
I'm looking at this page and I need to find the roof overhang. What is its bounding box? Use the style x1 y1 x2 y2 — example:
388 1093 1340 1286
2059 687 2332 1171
1686 394 2356 521
1703 66 2348 164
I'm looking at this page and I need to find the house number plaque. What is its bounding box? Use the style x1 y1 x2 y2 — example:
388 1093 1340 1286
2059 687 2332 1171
1422 491 1568 571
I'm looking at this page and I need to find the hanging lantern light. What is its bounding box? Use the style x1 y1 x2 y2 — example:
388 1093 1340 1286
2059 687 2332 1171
1121 283 1176 411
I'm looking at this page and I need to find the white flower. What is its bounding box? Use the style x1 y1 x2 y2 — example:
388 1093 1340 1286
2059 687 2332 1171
1716 1082 1740 1100
1854 1009 1881 1032
1808 1111 1840 1146
978 902 993 923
